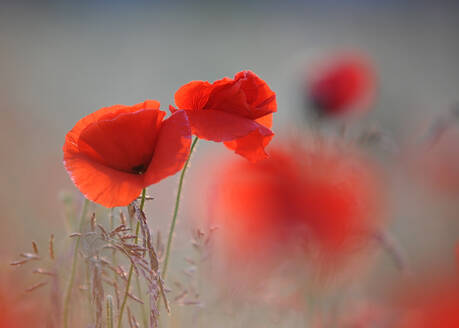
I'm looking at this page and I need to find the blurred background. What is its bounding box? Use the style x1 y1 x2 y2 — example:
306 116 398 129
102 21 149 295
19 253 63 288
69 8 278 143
1 1 459 327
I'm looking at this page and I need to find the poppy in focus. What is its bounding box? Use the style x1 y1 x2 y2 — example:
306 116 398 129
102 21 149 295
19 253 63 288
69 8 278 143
170 70 277 162
307 54 376 117
63 100 191 207
204 139 384 289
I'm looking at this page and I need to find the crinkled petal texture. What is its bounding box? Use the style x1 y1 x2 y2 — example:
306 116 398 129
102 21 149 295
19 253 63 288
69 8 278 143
63 100 191 207
171 70 276 162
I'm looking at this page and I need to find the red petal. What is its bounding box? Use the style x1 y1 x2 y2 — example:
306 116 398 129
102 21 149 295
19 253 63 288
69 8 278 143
78 109 165 172
185 109 272 142
224 128 274 162
174 81 213 110
65 100 161 151
63 100 163 207
63 150 144 207
234 70 277 113
144 110 192 185
206 71 276 119
255 113 273 129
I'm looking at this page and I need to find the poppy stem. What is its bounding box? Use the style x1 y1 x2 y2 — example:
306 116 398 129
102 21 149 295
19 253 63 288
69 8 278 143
63 198 89 328
163 136 199 279
106 295 114 328
117 188 146 328
374 229 410 275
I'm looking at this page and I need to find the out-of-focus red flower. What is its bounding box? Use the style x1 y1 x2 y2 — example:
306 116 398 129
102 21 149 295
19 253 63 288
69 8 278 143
393 276 459 328
206 139 384 288
63 100 191 207
339 302 390 328
412 127 459 196
0 290 44 328
170 70 277 162
456 243 459 267
308 54 376 116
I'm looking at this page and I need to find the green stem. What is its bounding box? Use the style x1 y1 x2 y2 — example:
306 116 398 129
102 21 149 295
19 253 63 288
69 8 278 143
107 295 114 328
117 188 146 328
139 188 147 212
162 136 199 279
63 198 89 328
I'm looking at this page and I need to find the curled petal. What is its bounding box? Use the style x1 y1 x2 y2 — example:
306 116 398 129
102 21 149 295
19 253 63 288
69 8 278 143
255 113 273 129
185 109 273 143
174 81 213 110
224 128 274 162
234 70 277 113
206 71 276 119
144 110 192 185
65 100 161 152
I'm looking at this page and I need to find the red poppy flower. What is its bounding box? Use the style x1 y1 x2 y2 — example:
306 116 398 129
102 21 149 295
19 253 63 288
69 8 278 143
170 70 277 162
456 243 459 267
203 139 384 288
308 54 376 116
411 127 459 196
393 276 459 328
0 289 44 328
63 100 191 208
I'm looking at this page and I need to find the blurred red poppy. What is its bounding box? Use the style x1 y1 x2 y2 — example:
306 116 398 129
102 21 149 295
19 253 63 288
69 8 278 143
456 243 459 267
308 54 376 116
338 302 390 328
413 127 459 196
393 276 459 328
205 139 384 287
0 290 44 328
170 70 277 162
63 100 191 207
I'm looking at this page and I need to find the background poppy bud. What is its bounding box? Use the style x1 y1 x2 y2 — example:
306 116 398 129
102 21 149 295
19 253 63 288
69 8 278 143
307 54 377 117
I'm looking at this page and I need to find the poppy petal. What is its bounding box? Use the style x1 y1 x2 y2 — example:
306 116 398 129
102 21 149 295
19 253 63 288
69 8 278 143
63 100 163 207
234 70 277 113
63 151 144 208
185 109 273 143
77 109 165 172
255 113 273 129
206 71 276 119
224 128 274 162
174 81 213 110
144 110 192 185
68 100 161 142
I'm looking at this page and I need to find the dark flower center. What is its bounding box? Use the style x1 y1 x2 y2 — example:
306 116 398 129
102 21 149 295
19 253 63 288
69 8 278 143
131 163 147 175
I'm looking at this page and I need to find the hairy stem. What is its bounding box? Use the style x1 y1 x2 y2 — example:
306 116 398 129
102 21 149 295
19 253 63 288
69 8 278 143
63 198 89 328
163 136 199 279
117 188 146 328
